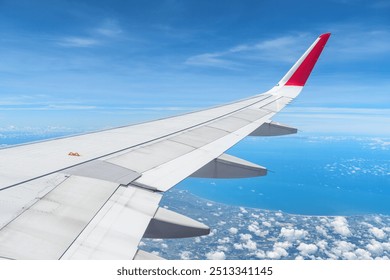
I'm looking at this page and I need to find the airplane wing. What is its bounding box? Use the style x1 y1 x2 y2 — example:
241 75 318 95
0 33 330 259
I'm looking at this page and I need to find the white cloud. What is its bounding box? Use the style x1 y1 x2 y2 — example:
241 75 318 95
217 245 228 252
262 221 272 227
217 237 230 244
331 241 356 259
297 243 318 257
368 138 390 151
243 239 257 251
266 246 289 260
228 227 238 235
315 226 329 238
239 233 252 241
279 227 308 242
185 53 237 69
330 217 352 237
206 251 226 260
355 249 372 260
248 222 269 237
185 34 310 68
369 227 387 240
366 240 390 256
342 252 358 260
331 29 390 59
57 37 99 48
95 19 123 37
180 251 192 260
316 240 328 251
274 241 293 250
255 250 266 259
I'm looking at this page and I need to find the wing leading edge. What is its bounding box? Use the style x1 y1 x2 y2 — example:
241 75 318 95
0 33 330 259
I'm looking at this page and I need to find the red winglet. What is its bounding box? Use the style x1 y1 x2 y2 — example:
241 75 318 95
285 33 331 86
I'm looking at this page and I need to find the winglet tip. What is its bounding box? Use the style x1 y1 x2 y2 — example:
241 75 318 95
320 32 331 38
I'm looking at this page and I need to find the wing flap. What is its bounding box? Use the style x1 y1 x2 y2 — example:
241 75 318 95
60 185 161 259
0 176 119 259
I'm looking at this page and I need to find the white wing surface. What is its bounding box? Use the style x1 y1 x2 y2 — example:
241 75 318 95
0 33 330 259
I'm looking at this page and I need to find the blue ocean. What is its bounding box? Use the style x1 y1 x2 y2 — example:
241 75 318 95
176 136 390 216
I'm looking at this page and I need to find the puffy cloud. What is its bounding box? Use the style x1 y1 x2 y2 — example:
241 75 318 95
369 227 386 240
297 243 318 257
331 241 356 259
279 227 308 241
274 241 292 250
217 245 228 252
255 250 266 258
180 251 192 260
248 222 269 237
266 246 288 259
262 221 272 227
355 249 372 260
228 227 238 235
206 251 226 260
243 239 257 251
366 239 390 256
240 233 253 241
330 217 352 237
316 240 328 251
315 226 329 238
342 252 358 260
218 237 230 244
336 241 356 252
233 243 243 250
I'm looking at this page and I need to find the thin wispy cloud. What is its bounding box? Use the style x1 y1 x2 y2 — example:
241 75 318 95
57 36 100 48
94 19 123 37
56 19 124 48
322 24 390 60
185 34 310 69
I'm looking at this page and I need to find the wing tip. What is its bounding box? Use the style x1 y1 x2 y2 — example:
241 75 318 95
283 32 331 87
319 32 331 39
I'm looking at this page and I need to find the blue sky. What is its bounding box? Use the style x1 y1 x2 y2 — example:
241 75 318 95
0 0 389 135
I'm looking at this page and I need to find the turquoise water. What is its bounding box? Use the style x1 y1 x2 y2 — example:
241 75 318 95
177 136 390 216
